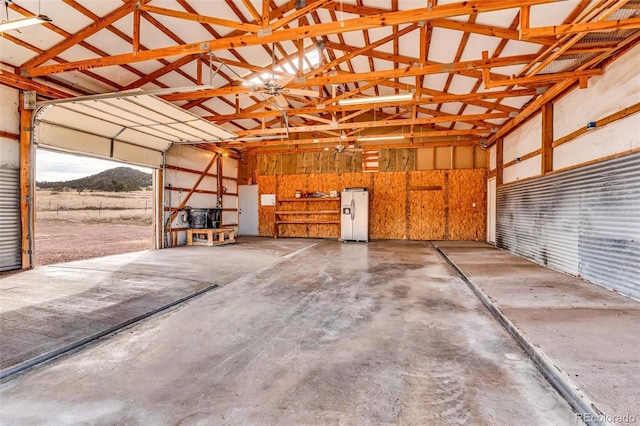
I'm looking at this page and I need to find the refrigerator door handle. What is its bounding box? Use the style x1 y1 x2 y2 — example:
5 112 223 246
350 199 355 221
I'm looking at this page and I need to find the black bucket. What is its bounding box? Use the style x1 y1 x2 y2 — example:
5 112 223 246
188 208 221 229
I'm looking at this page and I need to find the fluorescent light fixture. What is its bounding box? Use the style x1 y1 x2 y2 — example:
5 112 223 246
338 93 414 106
0 15 51 32
357 135 405 142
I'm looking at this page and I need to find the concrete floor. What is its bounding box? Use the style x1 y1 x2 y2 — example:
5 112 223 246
0 238 577 425
436 241 640 422
0 238 313 374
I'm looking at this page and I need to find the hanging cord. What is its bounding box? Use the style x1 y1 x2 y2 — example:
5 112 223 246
3 0 10 23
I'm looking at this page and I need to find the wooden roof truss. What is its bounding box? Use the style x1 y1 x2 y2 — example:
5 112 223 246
1 0 638 153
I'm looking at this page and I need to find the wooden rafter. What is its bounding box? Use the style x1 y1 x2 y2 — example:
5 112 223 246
234 112 506 137
22 1 141 69
21 0 564 77
2 0 637 155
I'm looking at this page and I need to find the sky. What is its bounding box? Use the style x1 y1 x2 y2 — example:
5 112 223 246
36 149 151 182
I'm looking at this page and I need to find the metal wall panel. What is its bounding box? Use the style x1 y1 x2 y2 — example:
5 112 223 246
0 168 21 271
497 152 640 300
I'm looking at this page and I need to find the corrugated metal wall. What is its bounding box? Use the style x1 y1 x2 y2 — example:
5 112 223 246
0 168 21 271
497 152 640 300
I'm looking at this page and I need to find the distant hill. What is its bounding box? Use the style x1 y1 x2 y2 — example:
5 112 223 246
37 167 152 192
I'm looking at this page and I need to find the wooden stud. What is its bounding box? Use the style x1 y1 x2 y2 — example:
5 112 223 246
166 154 219 230
496 138 503 186
197 55 203 85
541 102 553 174
133 5 140 54
519 6 530 38
262 0 271 28
155 167 164 249
19 92 33 269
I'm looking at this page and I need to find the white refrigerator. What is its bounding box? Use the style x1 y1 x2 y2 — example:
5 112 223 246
341 188 369 242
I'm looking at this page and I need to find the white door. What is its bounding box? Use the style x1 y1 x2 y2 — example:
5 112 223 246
238 185 259 236
487 177 497 244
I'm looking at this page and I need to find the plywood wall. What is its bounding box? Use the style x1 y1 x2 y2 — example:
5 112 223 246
408 171 446 240
260 152 363 175
448 169 487 240
257 175 276 237
258 169 486 241
371 172 407 239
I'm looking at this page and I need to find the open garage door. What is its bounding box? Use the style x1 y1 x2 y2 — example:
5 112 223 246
33 94 236 168
12 93 237 269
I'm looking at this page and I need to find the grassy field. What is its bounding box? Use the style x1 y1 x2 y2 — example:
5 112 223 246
34 190 154 266
35 189 153 225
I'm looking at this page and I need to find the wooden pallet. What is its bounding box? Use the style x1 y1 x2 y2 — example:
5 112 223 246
186 228 235 247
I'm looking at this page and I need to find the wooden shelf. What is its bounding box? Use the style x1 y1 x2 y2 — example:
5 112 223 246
274 197 341 239
275 210 340 215
276 220 340 224
278 197 341 202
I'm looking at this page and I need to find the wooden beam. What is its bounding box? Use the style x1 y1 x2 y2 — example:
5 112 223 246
490 32 640 144
22 1 139 69
133 5 140 54
58 0 179 88
541 102 553 174
161 53 540 102
244 138 478 154
234 113 506 136
271 0 332 30
496 138 503 185
0 71 73 99
22 0 563 77
140 4 261 32
521 16 640 39
0 130 19 140
520 0 628 77
552 103 640 148
431 17 555 45
262 0 270 27
503 149 541 168
123 54 198 90
19 92 32 268
205 88 535 122
165 153 219 230
481 51 602 88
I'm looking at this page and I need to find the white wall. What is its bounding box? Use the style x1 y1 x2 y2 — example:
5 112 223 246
503 113 541 163
221 156 239 228
488 145 496 171
163 145 238 246
554 113 640 170
552 43 640 170
496 43 639 179
502 114 542 183
554 43 640 138
0 86 20 169
503 154 541 183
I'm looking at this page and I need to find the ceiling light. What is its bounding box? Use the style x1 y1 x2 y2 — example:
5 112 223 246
0 15 51 32
338 93 414 106
357 135 405 142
